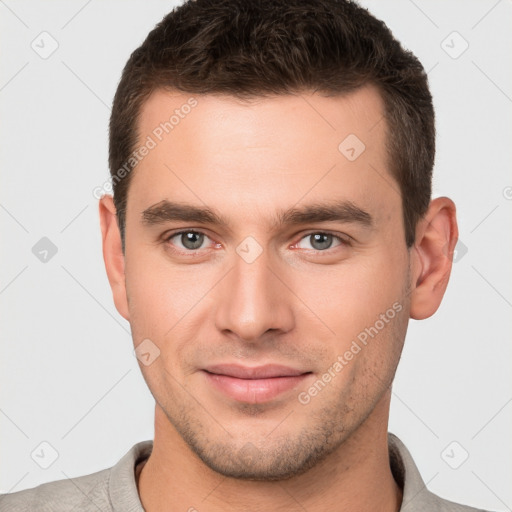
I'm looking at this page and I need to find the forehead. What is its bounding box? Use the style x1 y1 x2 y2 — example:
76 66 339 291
127 87 397 228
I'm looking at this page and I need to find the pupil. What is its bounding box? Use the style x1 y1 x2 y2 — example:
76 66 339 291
182 232 204 250
311 233 332 250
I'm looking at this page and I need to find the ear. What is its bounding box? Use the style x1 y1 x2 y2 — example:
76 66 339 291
99 195 129 321
409 197 458 320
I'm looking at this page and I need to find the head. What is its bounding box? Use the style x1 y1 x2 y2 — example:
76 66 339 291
100 0 457 481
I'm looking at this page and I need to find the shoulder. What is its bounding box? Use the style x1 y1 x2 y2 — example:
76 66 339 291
0 467 112 512
388 434 495 512
0 440 152 512
408 488 493 512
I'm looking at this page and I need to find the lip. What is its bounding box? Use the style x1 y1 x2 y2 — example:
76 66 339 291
202 364 312 404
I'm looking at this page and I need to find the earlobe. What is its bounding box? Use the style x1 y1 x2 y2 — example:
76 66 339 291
409 197 458 320
98 195 130 321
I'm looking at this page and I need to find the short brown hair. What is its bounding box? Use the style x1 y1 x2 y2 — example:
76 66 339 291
109 0 434 249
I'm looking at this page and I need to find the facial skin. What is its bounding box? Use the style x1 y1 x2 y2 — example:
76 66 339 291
100 86 458 511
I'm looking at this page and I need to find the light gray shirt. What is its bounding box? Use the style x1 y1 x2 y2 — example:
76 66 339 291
0 434 491 511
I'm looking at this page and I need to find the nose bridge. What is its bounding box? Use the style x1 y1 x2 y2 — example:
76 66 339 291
214 243 294 341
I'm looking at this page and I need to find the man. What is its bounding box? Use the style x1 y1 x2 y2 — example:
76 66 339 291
0 0 492 510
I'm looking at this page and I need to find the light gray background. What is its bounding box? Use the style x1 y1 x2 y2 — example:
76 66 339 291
1 0 511 510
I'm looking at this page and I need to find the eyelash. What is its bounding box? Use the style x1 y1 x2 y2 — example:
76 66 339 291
162 229 351 255
163 230 221 255
294 231 351 249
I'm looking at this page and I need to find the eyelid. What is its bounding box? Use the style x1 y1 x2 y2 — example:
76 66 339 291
163 228 212 242
162 228 220 254
162 228 351 254
292 230 352 251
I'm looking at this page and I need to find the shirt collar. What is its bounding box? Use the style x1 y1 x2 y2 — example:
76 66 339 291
108 434 436 511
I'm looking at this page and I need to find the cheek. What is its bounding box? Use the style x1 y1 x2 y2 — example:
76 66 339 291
290 252 407 342
124 247 218 347
288 252 409 402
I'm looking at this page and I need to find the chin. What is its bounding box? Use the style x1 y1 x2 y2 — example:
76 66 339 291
180 427 344 481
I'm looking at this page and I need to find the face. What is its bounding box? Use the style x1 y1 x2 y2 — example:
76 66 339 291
119 87 413 479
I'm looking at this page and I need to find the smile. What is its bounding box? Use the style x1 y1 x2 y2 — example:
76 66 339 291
202 364 313 404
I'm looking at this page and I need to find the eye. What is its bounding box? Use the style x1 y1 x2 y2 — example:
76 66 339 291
166 230 211 251
295 232 345 251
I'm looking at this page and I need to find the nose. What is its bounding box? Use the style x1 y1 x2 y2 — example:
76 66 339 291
213 245 295 343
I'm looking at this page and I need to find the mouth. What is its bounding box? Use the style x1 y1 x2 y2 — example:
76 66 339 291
202 364 313 404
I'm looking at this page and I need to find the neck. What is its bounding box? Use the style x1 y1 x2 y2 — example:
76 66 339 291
138 392 402 512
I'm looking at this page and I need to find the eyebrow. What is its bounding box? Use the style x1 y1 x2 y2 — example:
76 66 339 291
142 201 228 228
141 199 373 230
276 201 372 227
